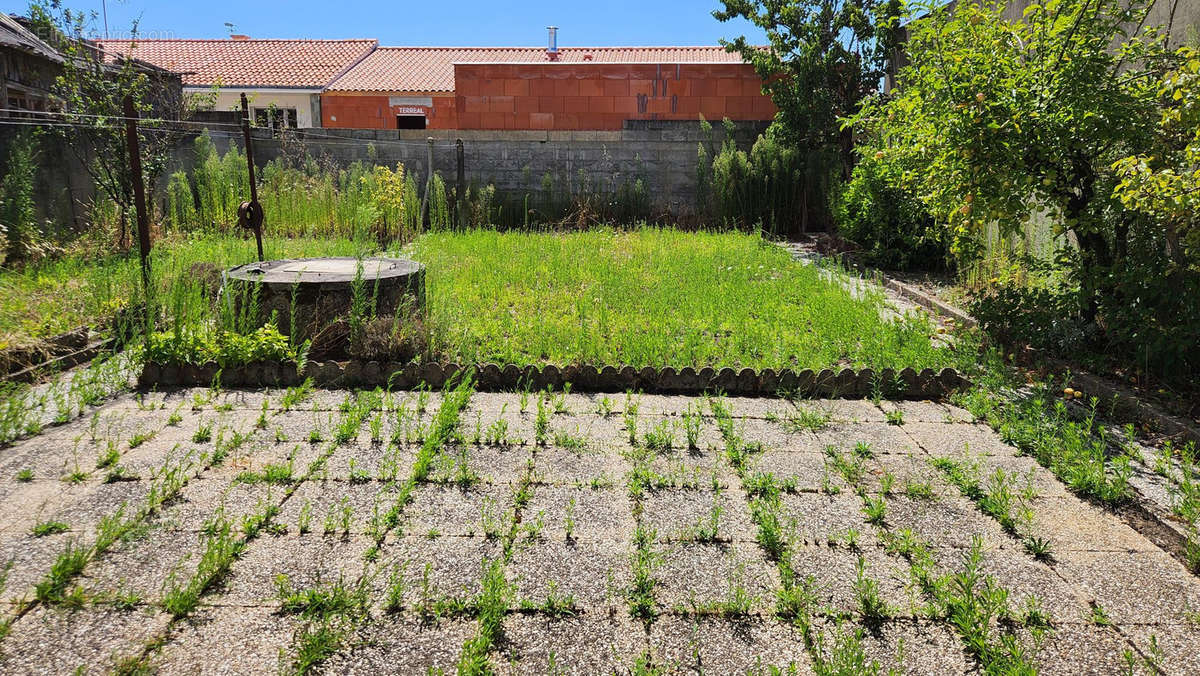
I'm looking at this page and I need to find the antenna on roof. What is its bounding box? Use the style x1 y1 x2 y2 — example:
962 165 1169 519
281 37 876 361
546 26 559 61
224 22 236 36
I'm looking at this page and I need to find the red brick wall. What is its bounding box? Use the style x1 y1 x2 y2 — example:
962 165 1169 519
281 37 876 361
454 62 774 130
321 62 775 131
322 94 458 129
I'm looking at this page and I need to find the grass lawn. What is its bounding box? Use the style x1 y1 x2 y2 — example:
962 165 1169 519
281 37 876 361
1 227 949 370
0 235 366 349
411 228 951 370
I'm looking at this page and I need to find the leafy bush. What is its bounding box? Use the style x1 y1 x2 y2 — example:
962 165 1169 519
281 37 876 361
832 156 950 271
143 325 302 367
969 282 1092 356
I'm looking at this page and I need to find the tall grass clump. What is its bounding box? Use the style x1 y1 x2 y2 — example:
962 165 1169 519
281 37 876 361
165 132 421 244
696 118 835 237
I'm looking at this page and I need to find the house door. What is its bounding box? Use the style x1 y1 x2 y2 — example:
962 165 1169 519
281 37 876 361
397 115 426 130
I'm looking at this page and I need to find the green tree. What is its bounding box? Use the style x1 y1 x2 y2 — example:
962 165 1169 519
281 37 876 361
27 0 181 249
849 0 1175 319
1112 46 1200 270
714 0 902 177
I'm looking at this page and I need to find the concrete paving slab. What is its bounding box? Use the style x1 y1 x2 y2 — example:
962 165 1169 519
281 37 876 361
507 539 630 611
652 541 779 613
0 605 169 674
492 612 646 674
520 486 635 542
1054 550 1200 624
786 546 916 617
780 491 881 547
372 535 502 607
649 615 813 673
640 487 757 544
275 480 396 536
154 603 298 674
80 528 208 602
321 614 476 673
217 533 372 605
405 483 515 538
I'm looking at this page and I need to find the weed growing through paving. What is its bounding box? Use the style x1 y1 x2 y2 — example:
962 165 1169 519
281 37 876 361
776 404 833 433
932 454 1048 560
682 404 703 451
643 418 676 452
956 368 1131 506
597 396 614 417
192 421 213 444
15 468 32 482
624 392 641 445
885 409 905 426
627 524 660 627
96 441 120 469
31 520 69 537
297 500 313 534
713 397 896 672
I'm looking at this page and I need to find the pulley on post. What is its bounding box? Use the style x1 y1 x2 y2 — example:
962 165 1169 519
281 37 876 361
238 93 265 262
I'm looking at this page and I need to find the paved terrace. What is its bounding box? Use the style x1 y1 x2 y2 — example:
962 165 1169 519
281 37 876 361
0 388 1196 673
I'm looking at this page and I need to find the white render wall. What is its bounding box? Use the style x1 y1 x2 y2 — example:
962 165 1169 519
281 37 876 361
187 88 322 128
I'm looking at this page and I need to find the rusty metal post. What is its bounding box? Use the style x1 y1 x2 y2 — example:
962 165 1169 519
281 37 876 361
456 138 465 230
419 136 433 230
123 95 151 295
238 93 265 261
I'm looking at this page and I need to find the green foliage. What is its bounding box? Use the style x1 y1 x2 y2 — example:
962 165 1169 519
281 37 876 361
714 0 901 167
1112 47 1200 267
850 0 1200 387
832 155 949 270
0 131 42 263
27 0 180 248
142 325 300 367
700 122 835 235
851 0 1167 262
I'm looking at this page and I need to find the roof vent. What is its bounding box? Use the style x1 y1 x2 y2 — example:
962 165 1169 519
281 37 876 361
546 26 558 61
230 34 251 41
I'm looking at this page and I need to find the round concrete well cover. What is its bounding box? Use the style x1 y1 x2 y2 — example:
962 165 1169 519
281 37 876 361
227 257 423 285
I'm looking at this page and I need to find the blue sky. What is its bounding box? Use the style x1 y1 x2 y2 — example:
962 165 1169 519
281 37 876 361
4 0 768 46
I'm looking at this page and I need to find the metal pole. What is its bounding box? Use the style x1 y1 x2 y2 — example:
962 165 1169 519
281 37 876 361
123 95 151 296
419 136 433 230
239 93 265 261
456 138 465 230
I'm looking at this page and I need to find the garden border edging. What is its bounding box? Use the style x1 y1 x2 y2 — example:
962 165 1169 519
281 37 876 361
138 360 969 399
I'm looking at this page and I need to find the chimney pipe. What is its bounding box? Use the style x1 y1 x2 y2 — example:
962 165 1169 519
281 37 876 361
546 26 558 61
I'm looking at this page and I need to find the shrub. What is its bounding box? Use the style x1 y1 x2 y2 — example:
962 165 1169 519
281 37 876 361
143 325 302 366
832 156 950 271
0 132 42 263
699 119 835 236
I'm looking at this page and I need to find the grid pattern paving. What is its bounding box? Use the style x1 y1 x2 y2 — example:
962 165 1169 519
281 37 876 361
0 387 1195 674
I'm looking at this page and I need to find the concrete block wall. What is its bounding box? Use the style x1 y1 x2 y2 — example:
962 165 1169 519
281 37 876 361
195 120 769 214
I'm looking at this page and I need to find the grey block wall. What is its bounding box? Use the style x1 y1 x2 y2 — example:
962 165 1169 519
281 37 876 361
191 120 769 215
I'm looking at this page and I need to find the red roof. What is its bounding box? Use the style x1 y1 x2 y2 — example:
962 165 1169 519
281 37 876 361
327 46 751 93
94 38 377 88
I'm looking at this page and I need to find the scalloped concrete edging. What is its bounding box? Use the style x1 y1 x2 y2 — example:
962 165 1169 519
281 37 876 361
138 360 970 399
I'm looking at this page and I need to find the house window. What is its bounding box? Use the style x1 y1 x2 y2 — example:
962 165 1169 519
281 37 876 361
253 107 299 131
396 115 426 130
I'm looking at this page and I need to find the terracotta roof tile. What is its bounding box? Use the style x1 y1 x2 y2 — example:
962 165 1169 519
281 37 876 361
93 38 377 88
327 46 753 93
